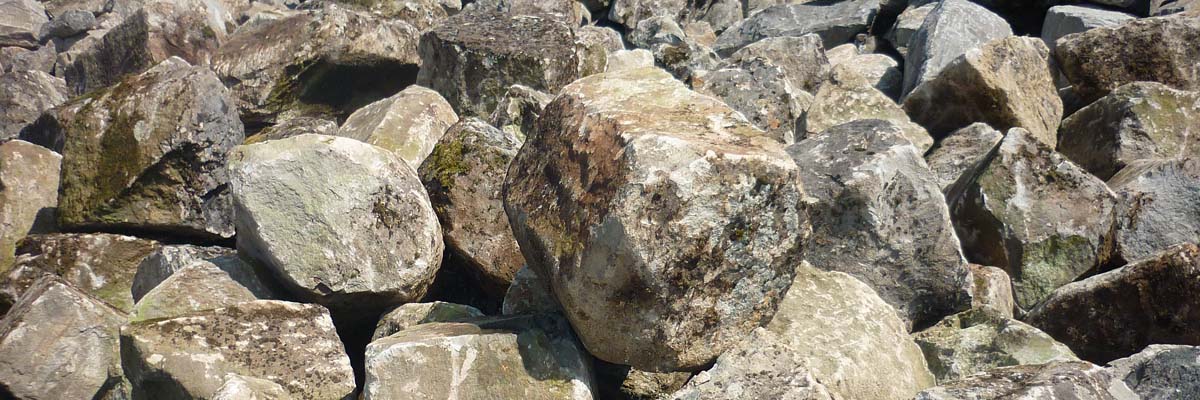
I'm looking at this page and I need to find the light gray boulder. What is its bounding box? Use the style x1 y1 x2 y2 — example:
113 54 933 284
1 233 159 314
0 70 68 140
669 328 834 400
212 374 291 400
1055 16 1200 103
713 0 879 56
130 260 258 321
0 0 48 48
38 9 96 40
901 0 1012 97
913 308 1079 382
1107 345 1200 400
604 49 655 72
1108 158 1200 269
967 264 1015 318
1041 5 1134 52
627 16 721 83
697 59 807 143
924 123 1004 192
336 85 459 169
914 362 1116 400
131 244 274 302
371 301 484 340
0 43 56 74
0 140 60 272
887 2 935 57
721 34 829 94
802 66 933 152
607 0 686 31
246 117 339 144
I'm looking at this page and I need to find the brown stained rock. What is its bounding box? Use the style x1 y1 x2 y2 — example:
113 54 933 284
0 233 160 314
0 140 60 273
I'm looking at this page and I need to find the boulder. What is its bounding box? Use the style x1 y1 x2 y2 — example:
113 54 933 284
130 260 258 321
39 9 97 40
1055 16 1200 103
417 118 524 295
913 308 1079 382
1152 0 1200 15
599 366 691 400
0 277 126 400
417 12 580 117
1108 158 1200 264
212 374 291 400
837 53 902 99
488 84 551 140
245 117 339 144
229 135 443 314
1107 345 1200 399
669 328 834 400
462 0 582 24
336 85 459 169
626 16 721 83
575 25 621 77
887 2 934 57
901 0 1011 97
0 233 159 314
967 264 1015 318
363 315 596 399
503 67 809 371
131 244 275 302
914 362 1115 400
923 123 1003 192
605 49 655 72
121 300 356 399
721 34 829 94
0 140 60 272
697 59 807 143
904 36 1062 145
801 66 933 152
1057 82 1200 180
500 264 561 315
948 128 1117 311
0 43 56 74
1025 243 1200 363
346 0 455 31
607 0 685 31
787 119 969 327
0 70 68 139
0 0 47 48
1041 5 1134 53
713 0 879 56
371 301 484 340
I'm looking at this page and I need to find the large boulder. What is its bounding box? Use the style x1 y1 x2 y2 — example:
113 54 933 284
967 264 1016 318
130 260 258 321
901 0 1011 97
229 134 443 314
0 70 68 139
336 85 459 169
924 123 1004 192
949 129 1117 311
0 0 47 48
1107 345 1200 399
0 233 159 314
1041 5 1134 53
697 59 807 144
669 328 834 400
914 362 1116 400
121 300 356 399
371 301 484 340
1055 16 1200 103
626 16 720 83
801 66 933 152
488 84 551 141
720 34 829 94
0 140 60 272
887 2 935 57
503 67 809 371
712 0 879 56
787 119 970 328
130 244 276 302
1108 158 1200 264
607 0 686 31
904 36 1062 145
1026 243 1200 363
913 308 1079 382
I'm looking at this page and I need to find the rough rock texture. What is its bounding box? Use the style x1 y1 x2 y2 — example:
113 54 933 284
720 34 829 94
0 0 48 48
626 16 720 83
39 9 96 40
246 117 339 144
500 264 561 316
0 140 60 272
371 301 484 340
802 67 934 152
1152 0 1200 15
608 367 691 400
887 2 934 57
575 26 622 76
836 53 903 100
503 67 809 371
1026 243 1200 363
212 374 291 400
461 0 583 25
0 277 126 400
130 260 258 321
35 58 244 239
131 244 274 302
669 328 834 400
1108 158 1200 264
605 49 654 72
0 43 56 74
924 123 1003 192
121 300 356 399
1 233 159 314
1055 16 1200 103
787 119 970 328
949 128 1117 311
230 134 443 313
1107 345 1200 399
901 0 1011 97
0 71 69 140
904 36 1062 145
607 0 686 31
1041 5 1134 52
698 60 806 144
417 12 580 118
488 85 551 141
913 308 1079 382
1058 82 1200 180
713 0 879 56
363 315 596 399
336 85 459 169
914 362 1116 400
968 264 1015 318
417 118 524 295
350 0 456 31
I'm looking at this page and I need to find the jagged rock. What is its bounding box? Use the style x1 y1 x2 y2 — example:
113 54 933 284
39 0 107 18
488 85 551 140
212 374 291 400
0 277 126 400
670 328 834 400
1026 243 1200 363
0 70 68 140
967 264 1015 318
1108 158 1200 264
787 119 968 327
31 58 243 239
721 35 829 94
1057 82 1200 180
949 128 1117 311
0 0 47 48
904 36 1062 145
121 300 356 399
0 140 59 272
924 123 1004 192
131 260 258 321
131 244 275 302
417 12 580 117
576 25 622 77
914 361 1115 400
346 0 454 31
605 48 655 72
245 117 339 144
604 367 691 400
802 67 933 152
417 118 524 295
336 85 459 169
0 43 56 74
1041 5 1134 53
1107 345 1200 399
1055 16 1200 103
0 233 159 314
503 67 809 371
824 43 858 65
38 9 96 40
500 264 560 315
698 59 806 143
914 308 1079 382
371 301 484 340
1152 0 1199 15
463 0 583 24
229 134 443 314
363 315 596 399
627 16 721 83
713 0 879 56
212 5 420 127
901 0 1011 97
607 0 685 31
887 2 934 57
838 53 902 99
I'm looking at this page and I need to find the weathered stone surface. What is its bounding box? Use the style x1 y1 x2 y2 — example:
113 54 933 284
418 118 524 295
904 36 1062 145
503 67 809 371
363 315 596 399
122 300 356 399
605 366 691 400
371 301 484 340
914 362 1115 400
131 244 274 302
1055 16 1200 103
131 260 258 321
230 134 443 313
39 9 96 40
0 70 68 140
1108 158 1200 264
0 42 56 74
607 0 685 31
337 85 459 169
713 0 879 56
1 233 159 314
575 25 622 77
212 374 291 400
968 264 1015 318
887 2 934 57
500 264 560 316
914 308 1079 382
669 328 834 400
488 84 551 141
627 16 720 83
417 12 580 117
344 0 454 31
901 0 1012 97
0 277 126 400
788 119 969 327
698 60 806 144
245 117 339 144
721 34 829 94
463 0 582 25
802 67 933 152
1041 5 1134 53
1107 345 1200 399
1058 82 1200 180
924 123 1003 192
0 0 47 48
605 49 654 72
0 140 60 272
1152 0 1200 15
1026 243 1200 363
838 53 902 99
949 128 1117 311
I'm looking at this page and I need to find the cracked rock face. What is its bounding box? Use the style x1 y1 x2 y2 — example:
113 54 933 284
1055 16 1200 104
503 67 809 372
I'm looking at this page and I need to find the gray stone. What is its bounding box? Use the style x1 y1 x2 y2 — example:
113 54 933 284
576 25 623 77
0 0 47 48
669 328 834 400
503 67 809 371
349 0 455 31
627 16 721 83
838 53 902 99
802 66 933 152
697 60 806 144
0 70 68 140
0 140 59 274
823 43 859 66
1107 344 1200 400
212 374 291 400
500 264 561 316
1055 16 1200 104
371 301 484 340
246 117 339 144
787 119 969 328
968 264 1015 318
713 0 879 56
39 9 96 40
887 2 934 57
0 42 56 73
604 49 654 72
901 0 1012 97
1 233 159 314
488 84 551 141
337 85 459 169
131 260 258 321
914 362 1116 400
924 123 1004 192
686 0 741 34
131 244 274 302
607 0 685 31
463 0 583 25
1108 158 1200 267
1041 5 1134 53
1152 0 1200 15
914 308 1079 382
612 367 691 400
721 34 829 94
